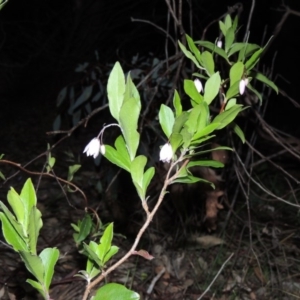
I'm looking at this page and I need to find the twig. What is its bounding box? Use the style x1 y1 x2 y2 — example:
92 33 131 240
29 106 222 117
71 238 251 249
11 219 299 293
243 0 256 42
197 253 234 300
145 267 166 299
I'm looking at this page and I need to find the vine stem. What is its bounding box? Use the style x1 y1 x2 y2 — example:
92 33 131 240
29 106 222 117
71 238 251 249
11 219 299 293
82 157 189 300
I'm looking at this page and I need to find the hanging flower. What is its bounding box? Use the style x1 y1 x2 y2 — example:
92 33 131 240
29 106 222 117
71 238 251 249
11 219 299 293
83 138 101 159
217 40 222 48
159 143 173 163
239 78 249 95
194 78 203 93
100 144 106 155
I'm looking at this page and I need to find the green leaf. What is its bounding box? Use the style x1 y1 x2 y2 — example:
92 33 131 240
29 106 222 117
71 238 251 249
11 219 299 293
0 211 28 252
192 123 220 141
20 251 44 283
20 178 37 234
159 104 175 138
39 248 59 291
76 213 93 243
172 175 213 186
178 40 202 69
186 34 202 63
237 43 261 61
119 98 140 161
225 27 235 53
7 188 25 226
232 123 246 143
187 160 224 168
201 51 215 76
219 20 227 36
224 14 232 29
93 283 140 300
84 242 102 268
225 98 236 111
115 135 131 168
197 102 209 130
180 127 193 149
0 171 5 180
68 164 81 181
195 41 229 63
169 133 183 153
27 206 43 255
104 145 130 172
107 62 126 122
173 90 182 117
252 72 278 93
142 167 155 198
204 72 221 105
247 83 263 104
125 73 140 103
245 48 264 71
184 79 203 105
172 112 189 134
225 80 239 100
229 62 244 87
98 223 114 263
184 105 201 135
103 245 119 265
131 155 147 199
212 105 244 129
26 279 46 299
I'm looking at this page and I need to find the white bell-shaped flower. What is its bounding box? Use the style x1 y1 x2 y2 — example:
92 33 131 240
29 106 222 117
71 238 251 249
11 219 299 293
159 143 173 163
194 78 203 93
239 78 249 95
83 138 101 159
217 40 222 48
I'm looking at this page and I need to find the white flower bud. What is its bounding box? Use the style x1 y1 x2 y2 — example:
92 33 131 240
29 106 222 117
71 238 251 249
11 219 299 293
159 143 173 163
83 138 101 159
100 144 106 155
194 78 203 93
239 78 248 95
217 40 222 48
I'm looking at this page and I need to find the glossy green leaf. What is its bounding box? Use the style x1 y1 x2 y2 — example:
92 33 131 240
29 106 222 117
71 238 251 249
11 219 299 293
186 34 202 63
26 279 46 299
225 80 239 100
76 214 93 243
219 20 227 36
104 145 130 172
172 112 189 134
94 283 140 300
39 248 59 291
173 90 182 117
159 104 175 138
225 27 235 53
195 41 229 62
252 72 278 93
125 73 140 103
197 102 209 130
0 211 27 252
181 127 193 149
224 14 232 29
178 40 202 69
229 62 244 87
98 223 114 262
115 135 131 168
103 245 119 265
27 206 42 255
7 188 24 226
20 178 37 234
192 123 220 141
232 123 246 143
225 98 236 111
237 43 261 61
201 51 215 76
184 105 201 135
204 72 221 104
20 251 44 283
131 155 147 189
119 97 140 161
172 175 213 187
107 62 125 122
142 167 155 198
187 160 224 168
212 105 244 129
169 133 183 153
184 79 203 105
227 43 246 58
84 242 102 267
245 48 263 71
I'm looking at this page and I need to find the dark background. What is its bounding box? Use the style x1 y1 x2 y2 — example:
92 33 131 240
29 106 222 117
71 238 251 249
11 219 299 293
0 0 299 158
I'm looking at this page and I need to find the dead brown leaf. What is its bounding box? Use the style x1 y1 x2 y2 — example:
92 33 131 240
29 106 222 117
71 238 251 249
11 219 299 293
205 190 224 230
